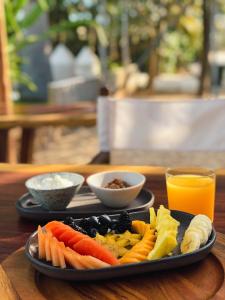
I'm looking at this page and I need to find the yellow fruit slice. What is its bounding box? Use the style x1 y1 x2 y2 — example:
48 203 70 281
120 225 156 264
180 214 212 254
149 207 156 229
156 205 170 227
94 231 141 258
148 233 177 260
132 220 148 235
147 205 179 260
180 231 201 254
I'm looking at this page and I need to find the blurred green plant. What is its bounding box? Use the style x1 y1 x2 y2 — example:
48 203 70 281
5 0 107 91
5 0 206 92
159 14 202 73
98 0 203 75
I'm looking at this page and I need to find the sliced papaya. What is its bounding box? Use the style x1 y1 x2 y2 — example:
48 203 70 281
59 241 66 249
45 231 52 261
50 237 60 267
45 221 59 231
59 229 77 242
73 238 119 266
38 225 45 259
81 255 110 269
44 220 119 266
67 232 86 247
51 226 66 238
57 246 66 269
62 247 84 269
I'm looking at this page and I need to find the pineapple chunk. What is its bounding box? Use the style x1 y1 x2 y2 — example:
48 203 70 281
95 233 106 244
118 247 129 257
148 233 177 260
149 207 156 229
156 205 170 227
116 239 129 248
105 235 116 244
147 205 179 260
94 231 141 258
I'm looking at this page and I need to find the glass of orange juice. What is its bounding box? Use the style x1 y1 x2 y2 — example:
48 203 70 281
166 167 215 221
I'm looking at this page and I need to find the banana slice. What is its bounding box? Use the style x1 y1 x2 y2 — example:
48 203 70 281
190 219 211 236
181 214 212 254
190 215 212 236
181 231 201 254
196 214 211 226
186 226 208 245
191 214 211 227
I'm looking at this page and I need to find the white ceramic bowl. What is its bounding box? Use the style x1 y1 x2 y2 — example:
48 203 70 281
86 171 146 208
25 172 84 210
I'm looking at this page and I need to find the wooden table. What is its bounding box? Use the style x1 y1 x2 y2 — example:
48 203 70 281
1 164 225 299
0 163 225 263
0 102 96 163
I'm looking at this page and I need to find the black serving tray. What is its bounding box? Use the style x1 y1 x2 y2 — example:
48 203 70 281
25 210 216 281
16 186 154 221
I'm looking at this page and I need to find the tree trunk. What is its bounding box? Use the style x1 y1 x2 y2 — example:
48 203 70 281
0 0 12 114
120 1 131 67
0 1 17 163
97 0 108 81
148 50 159 93
198 0 211 96
148 21 161 93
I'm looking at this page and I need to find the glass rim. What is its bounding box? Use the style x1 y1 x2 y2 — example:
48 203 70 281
166 167 215 178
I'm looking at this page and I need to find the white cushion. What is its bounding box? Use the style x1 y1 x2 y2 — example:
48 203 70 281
109 98 225 151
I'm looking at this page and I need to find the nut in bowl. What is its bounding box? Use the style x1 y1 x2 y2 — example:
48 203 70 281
86 171 146 208
25 172 84 210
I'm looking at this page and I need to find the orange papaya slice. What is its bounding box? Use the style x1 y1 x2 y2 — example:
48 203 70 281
37 225 45 260
73 238 119 266
50 237 60 267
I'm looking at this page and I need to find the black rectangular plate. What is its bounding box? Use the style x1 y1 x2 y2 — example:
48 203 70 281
25 210 216 281
16 186 154 221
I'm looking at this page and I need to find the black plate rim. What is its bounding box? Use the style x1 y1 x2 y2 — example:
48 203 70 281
16 187 155 220
25 210 216 276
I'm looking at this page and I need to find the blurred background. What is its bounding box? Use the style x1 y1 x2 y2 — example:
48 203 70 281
1 0 225 167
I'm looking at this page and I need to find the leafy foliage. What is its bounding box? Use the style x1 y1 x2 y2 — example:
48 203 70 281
5 0 107 90
5 0 209 91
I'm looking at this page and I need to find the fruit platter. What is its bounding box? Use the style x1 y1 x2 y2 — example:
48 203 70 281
26 205 216 281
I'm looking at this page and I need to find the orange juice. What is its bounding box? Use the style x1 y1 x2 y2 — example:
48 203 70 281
166 174 215 220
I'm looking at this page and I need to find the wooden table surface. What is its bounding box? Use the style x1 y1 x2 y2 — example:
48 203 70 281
0 102 96 129
0 163 225 264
